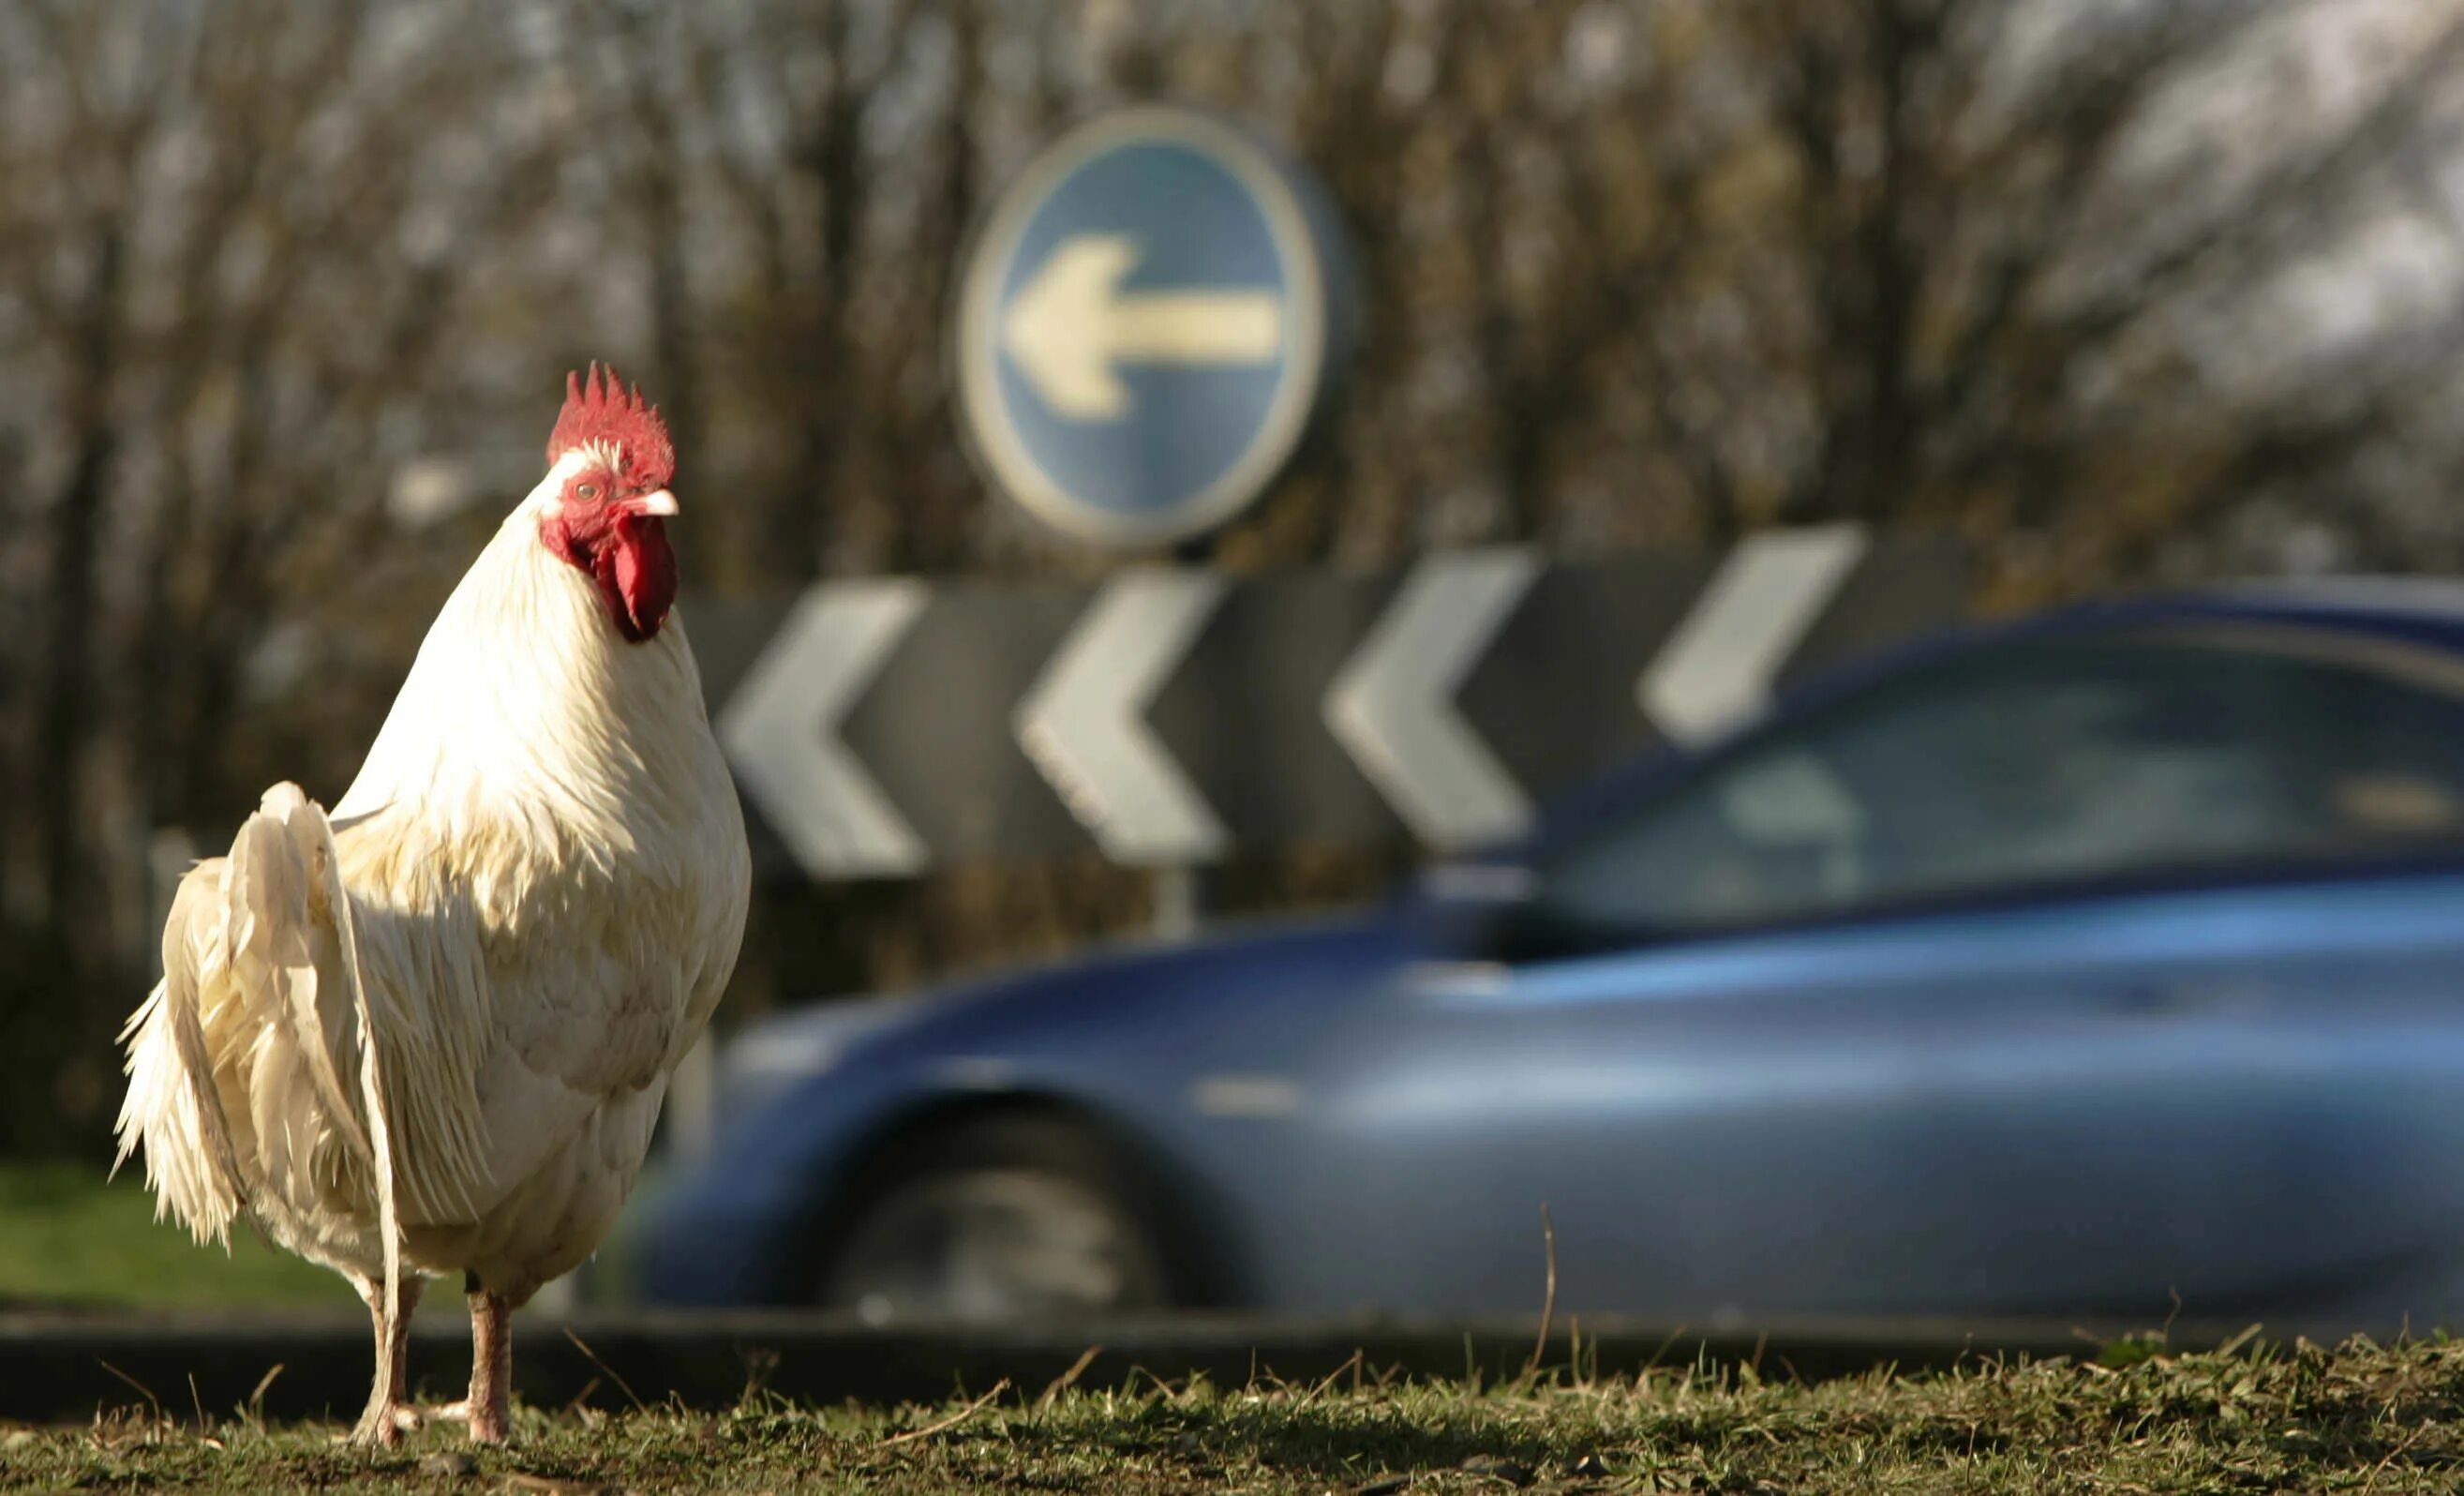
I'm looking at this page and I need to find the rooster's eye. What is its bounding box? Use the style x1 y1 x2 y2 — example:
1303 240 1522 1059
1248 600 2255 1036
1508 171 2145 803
577 483 601 501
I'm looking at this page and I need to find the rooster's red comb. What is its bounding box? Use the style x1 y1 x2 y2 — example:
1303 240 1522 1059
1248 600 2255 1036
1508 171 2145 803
547 363 675 491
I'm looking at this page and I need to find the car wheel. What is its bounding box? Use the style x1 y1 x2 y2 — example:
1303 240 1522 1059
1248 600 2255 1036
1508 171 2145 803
817 1114 1174 1324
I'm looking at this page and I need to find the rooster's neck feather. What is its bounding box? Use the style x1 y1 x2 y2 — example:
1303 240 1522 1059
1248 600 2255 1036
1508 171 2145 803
331 464 709 847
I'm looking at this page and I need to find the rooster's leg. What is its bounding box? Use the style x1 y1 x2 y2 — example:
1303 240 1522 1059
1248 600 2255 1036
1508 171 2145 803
464 1277 515 1444
347 1272 425 1447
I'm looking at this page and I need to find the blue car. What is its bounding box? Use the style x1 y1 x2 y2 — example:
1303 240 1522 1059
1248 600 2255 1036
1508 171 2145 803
639 582 2464 1330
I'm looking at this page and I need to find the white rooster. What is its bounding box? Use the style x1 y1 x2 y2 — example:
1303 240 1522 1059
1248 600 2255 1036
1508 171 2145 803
113 367 751 1446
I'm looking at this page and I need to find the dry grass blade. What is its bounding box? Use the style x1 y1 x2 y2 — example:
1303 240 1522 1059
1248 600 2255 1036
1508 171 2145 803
564 1326 648 1414
1523 1203 1557 1381
876 1379 1011 1449
245 1364 284 1433
2364 1419 2435 1494
1038 1347 1103 1409
1297 1351 1364 1410
94 1359 166 1427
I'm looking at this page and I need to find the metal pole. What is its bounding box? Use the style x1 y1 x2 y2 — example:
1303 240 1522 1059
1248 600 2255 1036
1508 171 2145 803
666 1030 717 1163
1151 532 1222 943
1152 865 1201 941
146 829 199 983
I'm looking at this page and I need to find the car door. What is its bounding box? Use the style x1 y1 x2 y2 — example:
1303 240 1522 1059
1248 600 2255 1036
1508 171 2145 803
1314 622 2464 1324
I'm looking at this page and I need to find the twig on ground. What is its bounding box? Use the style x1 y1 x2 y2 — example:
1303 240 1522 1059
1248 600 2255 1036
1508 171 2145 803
2364 1420 2433 1494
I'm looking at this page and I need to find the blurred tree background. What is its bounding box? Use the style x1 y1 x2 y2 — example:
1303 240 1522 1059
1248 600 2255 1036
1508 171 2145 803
3 0 2462 1155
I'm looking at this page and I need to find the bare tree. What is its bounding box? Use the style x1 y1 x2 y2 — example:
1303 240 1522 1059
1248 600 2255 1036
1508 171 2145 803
5 0 2461 1150
1722 0 2464 598
0 0 591 1147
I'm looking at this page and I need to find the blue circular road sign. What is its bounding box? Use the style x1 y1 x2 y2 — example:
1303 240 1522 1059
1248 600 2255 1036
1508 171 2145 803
956 106 1351 548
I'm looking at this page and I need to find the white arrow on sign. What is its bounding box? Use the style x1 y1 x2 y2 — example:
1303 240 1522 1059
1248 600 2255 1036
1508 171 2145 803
1003 234 1283 420
1324 547 1542 849
717 581 930 877
1015 571 1230 865
1640 525 1869 743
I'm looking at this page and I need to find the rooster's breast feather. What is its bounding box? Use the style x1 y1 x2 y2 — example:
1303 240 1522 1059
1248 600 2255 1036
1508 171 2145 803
331 786 746 1229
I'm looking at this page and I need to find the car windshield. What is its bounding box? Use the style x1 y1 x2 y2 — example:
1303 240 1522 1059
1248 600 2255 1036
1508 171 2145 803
1515 630 2464 950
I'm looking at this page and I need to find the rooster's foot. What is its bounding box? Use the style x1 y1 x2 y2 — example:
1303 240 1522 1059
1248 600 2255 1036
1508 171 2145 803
343 1400 418 1448
467 1401 510 1445
423 1397 508 1444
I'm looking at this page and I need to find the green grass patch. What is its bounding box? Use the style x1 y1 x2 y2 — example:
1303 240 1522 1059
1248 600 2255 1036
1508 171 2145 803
0 1163 336 1309
7 1334 2464 1491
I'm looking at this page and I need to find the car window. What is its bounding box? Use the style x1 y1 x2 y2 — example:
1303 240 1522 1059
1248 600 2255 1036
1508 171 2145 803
1516 633 2464 950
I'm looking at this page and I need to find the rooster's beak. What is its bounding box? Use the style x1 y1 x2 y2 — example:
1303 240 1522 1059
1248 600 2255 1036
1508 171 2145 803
632 490 679 516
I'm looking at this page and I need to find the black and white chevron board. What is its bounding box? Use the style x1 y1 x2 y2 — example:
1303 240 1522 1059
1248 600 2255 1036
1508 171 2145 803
690 528 1964 878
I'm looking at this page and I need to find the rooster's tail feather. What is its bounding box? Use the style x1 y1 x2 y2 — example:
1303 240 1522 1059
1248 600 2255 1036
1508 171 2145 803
113 785 403 1338
112 902 248 1248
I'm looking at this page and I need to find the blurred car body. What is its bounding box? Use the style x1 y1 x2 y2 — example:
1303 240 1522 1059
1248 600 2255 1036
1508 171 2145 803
639 582 2464 1330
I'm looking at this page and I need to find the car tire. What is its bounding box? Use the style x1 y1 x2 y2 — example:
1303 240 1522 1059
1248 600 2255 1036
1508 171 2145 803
815 1112 1176 1324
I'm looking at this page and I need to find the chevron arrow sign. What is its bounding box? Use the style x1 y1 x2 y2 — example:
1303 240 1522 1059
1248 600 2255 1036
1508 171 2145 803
1324 548 1541 848
695 531 1962 878
716 581 932 876
1016 572 1232 863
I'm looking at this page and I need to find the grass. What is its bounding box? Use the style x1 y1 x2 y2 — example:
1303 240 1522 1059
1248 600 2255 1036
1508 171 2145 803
6 1334 2464 1492
7 1161 2459 1489
0 1163 335 1309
